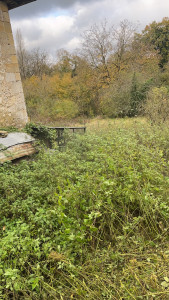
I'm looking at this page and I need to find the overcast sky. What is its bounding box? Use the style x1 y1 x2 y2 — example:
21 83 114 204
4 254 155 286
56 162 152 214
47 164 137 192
9 0 169 57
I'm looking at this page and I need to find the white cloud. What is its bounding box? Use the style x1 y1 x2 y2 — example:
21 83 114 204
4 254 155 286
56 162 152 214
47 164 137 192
66 37 81 50
12 15 76 53
10 0 169 56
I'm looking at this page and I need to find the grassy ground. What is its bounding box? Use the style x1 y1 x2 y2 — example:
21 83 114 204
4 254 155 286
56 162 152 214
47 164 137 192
0 118 169 299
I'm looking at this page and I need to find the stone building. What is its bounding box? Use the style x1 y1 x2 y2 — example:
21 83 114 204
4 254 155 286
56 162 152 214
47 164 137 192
0 0 36 128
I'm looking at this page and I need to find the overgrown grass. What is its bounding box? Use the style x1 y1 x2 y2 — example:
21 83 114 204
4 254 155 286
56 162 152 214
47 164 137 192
0 119 169 299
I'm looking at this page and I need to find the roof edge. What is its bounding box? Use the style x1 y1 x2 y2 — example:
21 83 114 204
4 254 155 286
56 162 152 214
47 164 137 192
5 0 36 10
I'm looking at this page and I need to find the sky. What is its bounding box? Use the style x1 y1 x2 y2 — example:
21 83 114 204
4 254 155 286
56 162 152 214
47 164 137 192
9 0 169 57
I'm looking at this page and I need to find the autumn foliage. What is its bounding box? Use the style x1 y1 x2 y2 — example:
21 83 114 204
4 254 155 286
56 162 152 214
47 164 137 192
17 18 169 123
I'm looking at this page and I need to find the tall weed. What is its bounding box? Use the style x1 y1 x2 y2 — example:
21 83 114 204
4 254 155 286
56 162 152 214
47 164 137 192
0 120 169 299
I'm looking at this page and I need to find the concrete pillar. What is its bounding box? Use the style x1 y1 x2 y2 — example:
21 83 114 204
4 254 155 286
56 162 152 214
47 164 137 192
0 1 28 128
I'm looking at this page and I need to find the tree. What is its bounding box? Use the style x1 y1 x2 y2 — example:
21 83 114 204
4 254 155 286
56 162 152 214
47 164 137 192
55 49 73 75
81 20 114 84
15 29 29 79
72 57 101 116
16 30 50 79
30 48 49 79
111 19 137 73
139 18 169 69
129 73 153 117
55 49 79 78
129 73 140 116
82 19 137 80
99 77 131 118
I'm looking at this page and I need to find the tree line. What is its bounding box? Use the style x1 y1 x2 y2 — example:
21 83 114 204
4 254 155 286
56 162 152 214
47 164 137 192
16 18 169 123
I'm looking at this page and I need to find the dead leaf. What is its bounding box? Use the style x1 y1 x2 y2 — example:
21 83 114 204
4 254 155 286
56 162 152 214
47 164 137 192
49 251 65 262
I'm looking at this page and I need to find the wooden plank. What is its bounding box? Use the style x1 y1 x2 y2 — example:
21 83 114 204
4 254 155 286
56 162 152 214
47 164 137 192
0 142 36 163
0 131 8 138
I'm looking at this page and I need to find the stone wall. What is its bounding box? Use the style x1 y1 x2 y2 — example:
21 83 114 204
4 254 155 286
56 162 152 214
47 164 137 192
0 1 28 128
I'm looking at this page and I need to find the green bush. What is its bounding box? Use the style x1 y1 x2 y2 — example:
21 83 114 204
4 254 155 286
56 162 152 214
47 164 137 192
144 86 169 124
0 122 169 299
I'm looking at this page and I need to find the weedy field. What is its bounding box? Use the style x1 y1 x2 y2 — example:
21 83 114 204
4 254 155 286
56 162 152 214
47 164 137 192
0 118 169 299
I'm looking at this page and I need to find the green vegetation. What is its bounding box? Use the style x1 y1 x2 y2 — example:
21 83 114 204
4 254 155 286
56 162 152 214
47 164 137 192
1 15 169 300
144 86 169 124
0 119 169 299
140 17 169 69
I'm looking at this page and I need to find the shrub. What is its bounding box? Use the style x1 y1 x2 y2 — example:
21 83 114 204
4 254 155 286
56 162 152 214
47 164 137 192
144 86 169 124
0 121 169 298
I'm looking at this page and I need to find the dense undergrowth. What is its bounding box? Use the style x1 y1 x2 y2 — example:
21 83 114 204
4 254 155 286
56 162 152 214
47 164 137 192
0 119 169 299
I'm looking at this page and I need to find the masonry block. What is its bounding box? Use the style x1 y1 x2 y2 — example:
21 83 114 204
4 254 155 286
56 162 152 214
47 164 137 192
0 1 28 128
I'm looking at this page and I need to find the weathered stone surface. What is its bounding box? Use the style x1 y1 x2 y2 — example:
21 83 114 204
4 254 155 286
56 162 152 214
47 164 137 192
0 1 28 128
